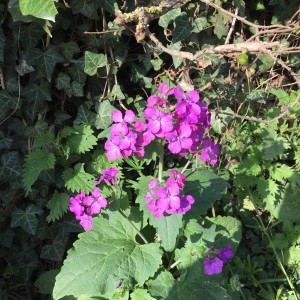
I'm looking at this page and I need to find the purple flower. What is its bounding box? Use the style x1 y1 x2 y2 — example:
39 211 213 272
96 167 119 186
200 139 220 166
214 244 234 263
104 137 124 161
204 257 224 275
166 123 192 154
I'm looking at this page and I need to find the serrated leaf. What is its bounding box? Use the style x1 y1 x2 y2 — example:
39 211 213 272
269 88 290 105
84 51 107 76
149 214 182 251
53 211 162 299
158 8 181 28
0 151 22 180
246 89 266 103
19 0 58 21
62 163 95 193
263 133 288 160
183 169 229 217
95 100 116 129
131 288 155 300
172 13 193 43
269 164 294 180
11 204 42 235
23 149 56 194
46 191 69 222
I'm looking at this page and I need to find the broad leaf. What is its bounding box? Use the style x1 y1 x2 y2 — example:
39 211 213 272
53 211 162 299
84 51 107 76
130 288 156 300
11 204 42 235
19 0 58 22
146 270 174 299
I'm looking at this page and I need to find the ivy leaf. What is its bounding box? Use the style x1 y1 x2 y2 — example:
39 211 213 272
0 90 20 122
158 8 181 28
167 42 183 68
84 51 107 76
59 41 80 62
192 17 208 33
46 191 69 222
149 214 182 252
184 169 229 217
27 46 64 81
0 151 22 181
74 105 97 126
23 82 51 102
0 28 6 62
40 235 67 261
20 22 44 49
130 288 156 300
19 0 58 22
172 13 193 43
62 125 97 154
23 149 56 194
11 204 43 235
62 163 95 193
210 13 228 39
56 72 72 96
53 211 162 299
95 100 116 129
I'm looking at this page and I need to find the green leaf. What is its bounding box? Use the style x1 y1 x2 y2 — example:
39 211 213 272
74 105 97 126
19 22 45 49
23 82 51 102
46 191 69 222
167 42 183 68
0 151 22 181
149 214 182 252
19 0 58 22
211 13 228 39
56 72 72 96
23 149 56 194
95 100 116 129
146 270 174 299
269 88 290 105
60 41 80 62
131 289 156 300
158 8 181 28
40 235 67 261
62 163 95 193
69 0 99 19
192 17 208 33
172 13 193 43
53 211 162 299
61 125 97 154
184 169 229 217
11 204 42 235
269 164 294 180
110 84 125 100
84 51 107 76
246 89 266 103
35 269 60 294
27 46 64 81
258 54 275 73
0 28 6 62
0 90 20 122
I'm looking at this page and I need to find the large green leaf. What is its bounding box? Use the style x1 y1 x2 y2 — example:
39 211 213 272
184 169 229 218
19 0 58 22
53 211 162 299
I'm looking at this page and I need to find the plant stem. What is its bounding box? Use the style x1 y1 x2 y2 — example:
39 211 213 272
158 141 164 182
118 209 148 244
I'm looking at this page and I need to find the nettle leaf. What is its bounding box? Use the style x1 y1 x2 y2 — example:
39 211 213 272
61 125 97 154
149 214 182 252
158 8 181 28
62 163 95 193
263 134 288 160
11 204 42 235
269 88 290 105
23 149 56 194
84 51 107 76
53 211 162 299
130 288 156 300
46 191 69 222
184 169 229 217
19 0 58 21
95 100 116 129
269 163 294 181
27 46 64 81
0 151 22 181
172 13 193 43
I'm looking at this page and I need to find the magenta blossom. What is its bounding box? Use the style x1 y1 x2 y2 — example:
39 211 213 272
200 139 220 166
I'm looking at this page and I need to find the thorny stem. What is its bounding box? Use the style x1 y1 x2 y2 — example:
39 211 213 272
118 209 148 244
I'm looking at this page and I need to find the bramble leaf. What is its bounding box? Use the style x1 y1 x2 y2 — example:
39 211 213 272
53 211 162 299
23 149 56 194
62 163 95 193
46 191 69 222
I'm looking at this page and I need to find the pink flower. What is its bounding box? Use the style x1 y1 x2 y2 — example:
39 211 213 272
204 257 224 275
200 139 220 166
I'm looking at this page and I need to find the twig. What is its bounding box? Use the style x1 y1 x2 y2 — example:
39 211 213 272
225 7 239 44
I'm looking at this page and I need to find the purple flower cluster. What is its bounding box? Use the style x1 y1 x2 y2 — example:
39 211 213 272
145 170 195 218
203 245 234 276
105 83 220 165
69 168 118 231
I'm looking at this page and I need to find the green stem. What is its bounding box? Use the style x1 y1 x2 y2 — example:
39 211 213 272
158 141 164 182
118 209 148 244
248 190 299 300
